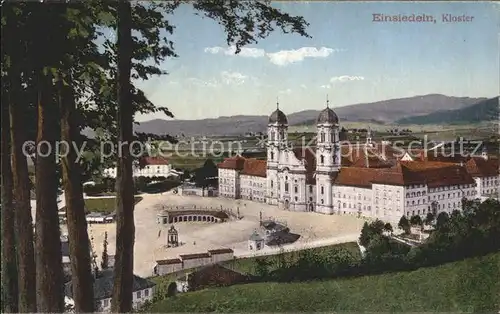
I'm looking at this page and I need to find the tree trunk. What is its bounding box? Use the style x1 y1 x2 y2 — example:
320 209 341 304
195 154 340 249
10 67 37 313
59 76 95 312
1 75 19 313
111 0 135 312
34 69 64 312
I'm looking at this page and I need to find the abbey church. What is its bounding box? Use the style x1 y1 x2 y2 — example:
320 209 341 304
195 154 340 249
217 103 499 223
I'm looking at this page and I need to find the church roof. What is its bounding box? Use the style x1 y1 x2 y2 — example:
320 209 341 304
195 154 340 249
268 108 288 125
317 107 339 124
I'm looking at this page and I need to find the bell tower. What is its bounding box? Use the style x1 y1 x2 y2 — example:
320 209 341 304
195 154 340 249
266 99 288 205
315 96 340 214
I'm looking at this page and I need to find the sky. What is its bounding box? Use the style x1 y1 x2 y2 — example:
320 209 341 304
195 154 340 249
132 1 500 122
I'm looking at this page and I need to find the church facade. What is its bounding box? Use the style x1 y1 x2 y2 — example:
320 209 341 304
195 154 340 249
217 105 499 223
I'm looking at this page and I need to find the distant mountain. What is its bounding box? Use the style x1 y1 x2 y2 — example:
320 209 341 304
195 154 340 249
396 97 499 125
133 94 486 136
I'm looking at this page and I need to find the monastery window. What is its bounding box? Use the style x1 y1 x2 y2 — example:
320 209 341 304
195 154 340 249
295 197 298 202
309 197 313 202
320 132 325 142
309 186 313 193
321 199 324 204
271 180 273 188
321 186 324 194
285 183 289 192
270 152 274 160
406 193 409 198
412 200 415 205
320 155 324 164
294 186 298 193
417 192 421 196
343 203 346 208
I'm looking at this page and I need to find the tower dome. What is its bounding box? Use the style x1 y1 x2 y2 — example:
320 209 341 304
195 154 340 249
268 108 288 124
317 107 338 124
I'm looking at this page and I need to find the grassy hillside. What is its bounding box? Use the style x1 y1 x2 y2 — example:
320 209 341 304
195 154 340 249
397 96 499 125
222 241 361 275
147 252 500 312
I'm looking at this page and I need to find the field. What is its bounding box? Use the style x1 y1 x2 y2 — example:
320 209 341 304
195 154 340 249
83 196 143 213
147 252 500 312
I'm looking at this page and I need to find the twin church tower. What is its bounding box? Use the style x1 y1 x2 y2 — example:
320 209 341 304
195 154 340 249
265 99 342 213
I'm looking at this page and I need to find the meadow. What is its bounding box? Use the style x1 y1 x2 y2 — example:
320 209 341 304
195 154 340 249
147 251 500 312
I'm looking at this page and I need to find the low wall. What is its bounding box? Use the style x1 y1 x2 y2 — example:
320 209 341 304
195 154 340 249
154 249 234 276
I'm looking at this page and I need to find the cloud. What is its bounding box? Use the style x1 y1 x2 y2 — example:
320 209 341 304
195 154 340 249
300 84 307 89
204 46 343 66
330 76 365 82
187 77 219 88
278 88 292 95
220 71 248 85
267 47 341 66
320 75 365 89
187 71 255 88
204 46 265 58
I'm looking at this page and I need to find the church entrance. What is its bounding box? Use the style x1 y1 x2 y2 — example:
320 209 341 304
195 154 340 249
308 203 314 212
284 199 289 210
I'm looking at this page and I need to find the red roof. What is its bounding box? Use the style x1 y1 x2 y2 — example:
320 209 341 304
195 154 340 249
142 156 169 165
335 161 476 188
217 155 245 170
466 157 499 177
208 248 234 255
180 253 210 260
156 258 182 265
241 159 267 177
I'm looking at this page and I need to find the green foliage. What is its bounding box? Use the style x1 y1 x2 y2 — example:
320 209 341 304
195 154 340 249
424 212 435 225
359 219 385 247
435 212 450 230
398 215 411 234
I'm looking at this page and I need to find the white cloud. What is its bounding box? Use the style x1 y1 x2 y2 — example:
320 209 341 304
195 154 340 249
220 71 248 85
187 77 219 88
278 88 292 95
330 75 365 82
320 75 365 89
204 46 343 66
186 71 255 88
300 84 307 89
204 46 265 58
267 47 341 66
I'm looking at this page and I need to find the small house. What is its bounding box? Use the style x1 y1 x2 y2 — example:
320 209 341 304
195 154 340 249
64 269 155 312
175 264 249 293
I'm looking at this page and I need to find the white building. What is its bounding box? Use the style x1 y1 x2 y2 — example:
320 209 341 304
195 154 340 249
103 156 172 178
218 103 499 224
